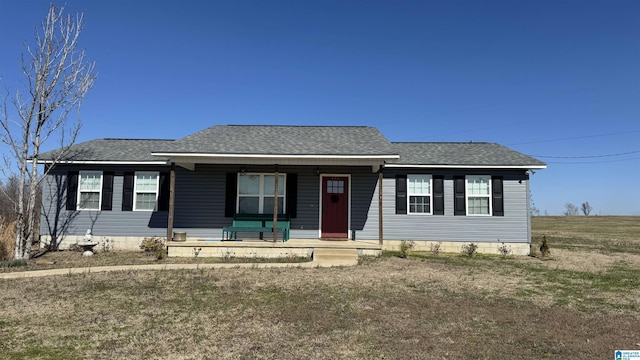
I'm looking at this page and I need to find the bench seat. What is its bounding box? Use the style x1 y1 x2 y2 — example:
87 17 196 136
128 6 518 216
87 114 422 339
222 214 290 242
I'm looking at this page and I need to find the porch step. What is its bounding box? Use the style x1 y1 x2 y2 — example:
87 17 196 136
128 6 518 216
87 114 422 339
313 248 359 267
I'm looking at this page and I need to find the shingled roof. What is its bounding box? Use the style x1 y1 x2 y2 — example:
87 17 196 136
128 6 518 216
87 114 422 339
37 126 545 168
154 125 396 155
39 139 174 162
389 142 546 167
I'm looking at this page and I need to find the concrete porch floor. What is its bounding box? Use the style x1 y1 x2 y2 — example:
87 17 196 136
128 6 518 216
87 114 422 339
166 238 382 259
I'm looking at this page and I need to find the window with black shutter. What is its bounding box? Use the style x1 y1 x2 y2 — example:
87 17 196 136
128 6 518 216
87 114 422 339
492 176 504 216
395 175 407 214
433 175 444 215
122 172 134 211
453 176 466 216
101 172 114 211
66 171 79 211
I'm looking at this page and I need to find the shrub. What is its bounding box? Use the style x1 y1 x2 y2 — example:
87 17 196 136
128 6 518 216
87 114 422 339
461 242 478 257
429 242 442 256
398 240 415 258
220 250 235 262
539 235 550 259
497 241 512 257
0 259 27 268
101 237 113 252
140 237 166 260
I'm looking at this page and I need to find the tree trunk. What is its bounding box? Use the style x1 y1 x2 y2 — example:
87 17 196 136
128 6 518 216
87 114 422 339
14 149 28 260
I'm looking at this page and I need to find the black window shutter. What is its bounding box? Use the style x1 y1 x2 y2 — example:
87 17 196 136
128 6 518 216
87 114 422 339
122 172 134 211
286 173 297 218
492 176 504 216
101 171 114 211
454 176 466 216
157 172 170 211
395 175 407 214
66 171 79 211
433 175 444 215
225 173 237 217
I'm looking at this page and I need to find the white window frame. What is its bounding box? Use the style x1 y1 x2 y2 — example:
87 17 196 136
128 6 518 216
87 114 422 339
466 175 492 216
407 174 432 215
133 171 160 211
236 173 287 214
77 171 103 211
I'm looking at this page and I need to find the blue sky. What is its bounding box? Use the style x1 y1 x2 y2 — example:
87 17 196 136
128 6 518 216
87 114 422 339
1 0 638 215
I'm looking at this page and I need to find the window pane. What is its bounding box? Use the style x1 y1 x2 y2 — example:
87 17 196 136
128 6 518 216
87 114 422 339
264 175 285 196
326 180 333 193
80 172 101 191
327 180 345 194
239 175 260 195
468 197 489 215
136 173 158 191
79 192 100 210
408 175 431 195
409 195 430 213
238 197 259 213
263 197 284 214
468 176 490 195
136 193 157 210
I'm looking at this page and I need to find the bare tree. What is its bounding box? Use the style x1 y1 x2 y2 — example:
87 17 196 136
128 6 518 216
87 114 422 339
563 202 579 216
0 176 20 222
0 5 96 259
581 202 593 216
529 190 540 216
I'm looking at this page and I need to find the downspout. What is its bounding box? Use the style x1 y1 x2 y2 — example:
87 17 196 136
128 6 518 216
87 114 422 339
273 165 279 242
526 170 531 254
378 165 384 246
167 162 176 242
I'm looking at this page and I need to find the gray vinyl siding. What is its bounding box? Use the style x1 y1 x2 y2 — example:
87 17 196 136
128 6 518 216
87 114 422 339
41 165 173 241
357 169 531 243
40 164 378 242
41 164 531 244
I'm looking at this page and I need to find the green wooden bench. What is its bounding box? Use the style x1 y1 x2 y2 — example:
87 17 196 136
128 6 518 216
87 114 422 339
222 214 290 242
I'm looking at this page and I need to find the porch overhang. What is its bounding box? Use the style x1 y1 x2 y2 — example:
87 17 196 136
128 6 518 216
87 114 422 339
151 152 399 171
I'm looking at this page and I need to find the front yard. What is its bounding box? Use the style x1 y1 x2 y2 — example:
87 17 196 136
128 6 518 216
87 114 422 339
0 216 639 359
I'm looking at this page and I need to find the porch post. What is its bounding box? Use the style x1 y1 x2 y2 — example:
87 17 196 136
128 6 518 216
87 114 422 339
378 170 383 245
273 166 279 242
167 162 176 241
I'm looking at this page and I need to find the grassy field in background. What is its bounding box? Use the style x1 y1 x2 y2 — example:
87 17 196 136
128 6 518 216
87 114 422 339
0 216 638 359
532 216 640 254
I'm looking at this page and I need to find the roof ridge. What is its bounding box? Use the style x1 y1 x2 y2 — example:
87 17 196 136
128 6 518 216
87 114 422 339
101 138 175 141
224 124 373 128
392 141 493 144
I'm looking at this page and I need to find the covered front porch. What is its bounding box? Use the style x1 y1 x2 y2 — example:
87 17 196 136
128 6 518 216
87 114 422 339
157 162 392 251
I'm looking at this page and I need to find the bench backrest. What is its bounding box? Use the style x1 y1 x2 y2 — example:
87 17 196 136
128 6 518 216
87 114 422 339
233 213 290 222
232 214 290 229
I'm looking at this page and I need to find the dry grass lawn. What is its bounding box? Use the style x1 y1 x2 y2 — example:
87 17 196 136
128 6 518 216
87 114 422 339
0 216 639 359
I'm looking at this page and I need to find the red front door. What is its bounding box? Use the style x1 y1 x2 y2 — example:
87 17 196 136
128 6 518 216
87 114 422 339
321 176 349 238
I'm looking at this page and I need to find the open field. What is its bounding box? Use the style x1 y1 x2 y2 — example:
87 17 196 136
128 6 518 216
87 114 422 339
1 216 639 359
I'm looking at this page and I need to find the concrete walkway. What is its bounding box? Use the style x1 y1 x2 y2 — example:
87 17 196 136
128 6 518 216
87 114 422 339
0 259 357 280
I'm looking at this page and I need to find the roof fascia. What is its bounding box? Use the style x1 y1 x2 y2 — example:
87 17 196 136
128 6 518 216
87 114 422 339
151 152 399 160
33 160 169 165
385 164 547 170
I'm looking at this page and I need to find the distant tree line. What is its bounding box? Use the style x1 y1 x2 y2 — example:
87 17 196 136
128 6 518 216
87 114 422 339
563 202 593 216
